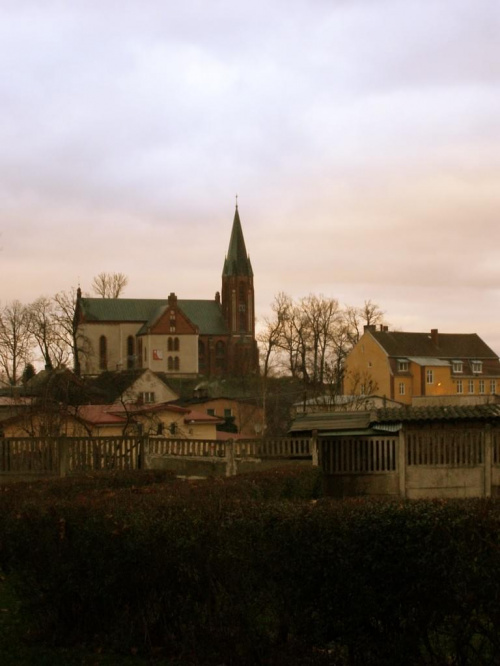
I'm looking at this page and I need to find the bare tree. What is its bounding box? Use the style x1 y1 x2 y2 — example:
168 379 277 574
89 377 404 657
259 293 386 401
28 296 71 370
92 272 128 298
342 369 379 410
257 292 290 379
0 301 32 386
53 288 91 376
345 300 386 346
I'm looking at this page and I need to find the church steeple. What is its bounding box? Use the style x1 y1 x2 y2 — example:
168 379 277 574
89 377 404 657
220 204 258 376
222 205 253 278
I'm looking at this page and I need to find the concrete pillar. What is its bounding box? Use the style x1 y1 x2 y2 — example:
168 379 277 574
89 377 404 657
398 429 406 498
58 438 69 478
484 425 492 497
225 439 237 477
311 430 319 467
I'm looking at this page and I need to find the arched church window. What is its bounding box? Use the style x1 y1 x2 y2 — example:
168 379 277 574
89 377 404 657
215 340 226 371
168 356 173 371
168 337 173 351
198 340 206 373
174 356 180 371
99 336 107 370
174 337 179 351
127 336 135 369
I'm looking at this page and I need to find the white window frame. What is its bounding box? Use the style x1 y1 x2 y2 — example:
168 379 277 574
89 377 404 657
452 361 463 373
426 369 434 384
456 379 463 394
479 380 485 394
491 380 497 394
398 360 409 372
468 380 474 394
399 382 405 396
472 361 483 374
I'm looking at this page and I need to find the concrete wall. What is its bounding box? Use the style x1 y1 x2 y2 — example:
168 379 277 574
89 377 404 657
323 425 500 499
406 466 485 499
146 453 311 479
142 333 198 375
324 473 399 498
80 322 140 374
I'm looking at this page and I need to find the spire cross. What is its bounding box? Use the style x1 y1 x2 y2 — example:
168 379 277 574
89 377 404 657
235 193 238 208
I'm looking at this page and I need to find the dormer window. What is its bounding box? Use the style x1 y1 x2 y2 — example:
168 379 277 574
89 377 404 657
398 359 409 372
452 361 463 374
471 361 483 374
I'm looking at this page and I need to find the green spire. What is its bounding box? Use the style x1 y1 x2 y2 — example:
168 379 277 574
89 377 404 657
222 205 253 277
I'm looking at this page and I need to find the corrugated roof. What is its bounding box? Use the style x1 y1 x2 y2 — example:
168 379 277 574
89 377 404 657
290 404 500 435
370 331 498 359
290 411 372 433
376 404 500 423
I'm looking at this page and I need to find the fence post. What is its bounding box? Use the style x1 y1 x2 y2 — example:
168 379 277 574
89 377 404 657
225 439 237 477
398 429 406 498
58 437 69 478
484 425 492 498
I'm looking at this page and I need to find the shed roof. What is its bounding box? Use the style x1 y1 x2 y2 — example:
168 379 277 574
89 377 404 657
289 403 500 435
376 403 500 423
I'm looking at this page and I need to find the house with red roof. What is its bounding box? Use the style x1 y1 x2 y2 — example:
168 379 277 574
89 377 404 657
110 401 224 439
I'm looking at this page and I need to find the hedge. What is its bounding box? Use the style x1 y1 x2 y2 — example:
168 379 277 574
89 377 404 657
0 469 499 665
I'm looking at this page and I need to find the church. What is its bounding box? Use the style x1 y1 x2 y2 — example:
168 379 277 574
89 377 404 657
74 206 259 378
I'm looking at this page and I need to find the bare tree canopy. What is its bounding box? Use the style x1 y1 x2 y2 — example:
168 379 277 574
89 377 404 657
0 300 32 386
92 272 129 298
27 296 71 371
259 293 386 394
53 288 90 376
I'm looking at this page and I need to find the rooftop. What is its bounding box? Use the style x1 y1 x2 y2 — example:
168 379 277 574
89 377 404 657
368 329 498 359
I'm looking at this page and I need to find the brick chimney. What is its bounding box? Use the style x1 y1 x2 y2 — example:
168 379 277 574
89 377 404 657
431 328 439 346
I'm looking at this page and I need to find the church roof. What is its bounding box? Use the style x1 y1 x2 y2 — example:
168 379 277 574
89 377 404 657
222 206 253 277
79 298 228 335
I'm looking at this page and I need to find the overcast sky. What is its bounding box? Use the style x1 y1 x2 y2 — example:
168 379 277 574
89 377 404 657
1 0 499 351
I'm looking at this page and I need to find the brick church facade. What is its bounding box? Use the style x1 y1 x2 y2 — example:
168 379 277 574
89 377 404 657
74 207 259 378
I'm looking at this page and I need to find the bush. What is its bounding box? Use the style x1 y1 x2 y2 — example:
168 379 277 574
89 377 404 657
0 471 500 665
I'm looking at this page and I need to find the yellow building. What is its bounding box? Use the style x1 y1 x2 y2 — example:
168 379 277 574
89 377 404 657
344 326 500 405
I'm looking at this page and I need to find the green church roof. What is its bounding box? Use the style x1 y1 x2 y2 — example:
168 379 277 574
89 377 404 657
79 297 228 335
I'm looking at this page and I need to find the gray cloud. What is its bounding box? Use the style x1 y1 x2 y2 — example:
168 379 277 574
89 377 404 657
1 0 499 350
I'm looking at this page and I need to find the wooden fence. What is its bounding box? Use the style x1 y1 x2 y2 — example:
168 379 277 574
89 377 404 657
0 436 313 479
321 436 397 474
